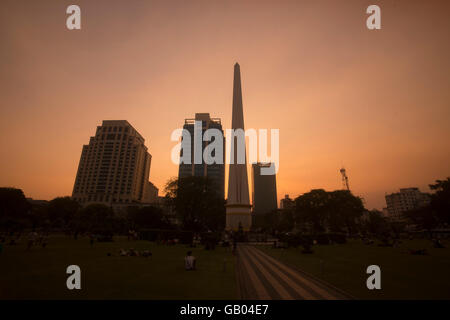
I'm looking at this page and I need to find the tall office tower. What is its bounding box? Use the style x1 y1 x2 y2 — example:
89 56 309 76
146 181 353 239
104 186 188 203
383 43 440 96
178 113 225 198
72 120 154 206
226 63 252 231
385 187 431 221
252 162 278 216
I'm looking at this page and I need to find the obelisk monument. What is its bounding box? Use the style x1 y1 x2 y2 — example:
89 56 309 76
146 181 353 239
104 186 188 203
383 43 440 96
226 63 252 231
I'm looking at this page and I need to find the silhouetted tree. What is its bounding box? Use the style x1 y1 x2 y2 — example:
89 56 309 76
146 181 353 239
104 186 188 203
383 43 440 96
328 190 364 234
29 201 50 230
404 206 437 231
164 176 225 232
47 197 80 229
295 189 330 233
364 210 390 236
277 207 295 233
294 189 364 234
127 205 172 229
253 211 270 232
403 177 450 230
0 188 31 231
429 178 450 225
75 204 115 236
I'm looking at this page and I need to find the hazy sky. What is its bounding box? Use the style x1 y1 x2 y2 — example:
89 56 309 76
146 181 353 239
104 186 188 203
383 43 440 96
1 0 449 209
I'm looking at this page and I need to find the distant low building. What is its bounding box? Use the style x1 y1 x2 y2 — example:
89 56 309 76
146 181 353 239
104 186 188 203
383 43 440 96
280 194 294 210
26 198 49 206
385 187 431 221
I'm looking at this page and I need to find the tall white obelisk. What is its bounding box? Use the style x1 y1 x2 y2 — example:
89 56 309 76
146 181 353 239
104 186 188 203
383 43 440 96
226 63 252 231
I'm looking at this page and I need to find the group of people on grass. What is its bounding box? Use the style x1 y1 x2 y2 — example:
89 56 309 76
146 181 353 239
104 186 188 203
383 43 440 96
0 230 49 251
2 231 50 251
26 231 48 250
117 248 152 257
114 247 197 271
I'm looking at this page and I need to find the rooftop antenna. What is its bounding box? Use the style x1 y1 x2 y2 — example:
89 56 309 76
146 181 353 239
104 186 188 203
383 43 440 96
340 167 350 191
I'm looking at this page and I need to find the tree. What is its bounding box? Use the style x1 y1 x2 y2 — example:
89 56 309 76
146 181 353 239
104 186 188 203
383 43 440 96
277 207 295 233
253 210 279 233
76 204 115 236
328 190 364 234
403 206 437 231
127 205 172 229
0 188 31 231
47 197 80 229
364 210 390 236
403 177 450 230
29 201 50 231
295 189 330 233
164 176 225 232
294 189 365 234
429 178 450 225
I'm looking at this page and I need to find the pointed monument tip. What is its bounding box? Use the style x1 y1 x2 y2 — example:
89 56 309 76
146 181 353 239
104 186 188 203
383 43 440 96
234 62 240 67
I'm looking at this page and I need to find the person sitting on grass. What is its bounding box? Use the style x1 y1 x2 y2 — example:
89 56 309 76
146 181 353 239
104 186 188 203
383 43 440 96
185 251 196 271
129 248 139 256
141 250 152 258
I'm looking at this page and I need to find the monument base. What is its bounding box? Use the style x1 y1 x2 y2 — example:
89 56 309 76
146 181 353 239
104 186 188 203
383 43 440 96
225 204 252 231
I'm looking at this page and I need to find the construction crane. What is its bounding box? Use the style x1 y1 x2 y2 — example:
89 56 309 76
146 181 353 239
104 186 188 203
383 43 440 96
340 167 350 191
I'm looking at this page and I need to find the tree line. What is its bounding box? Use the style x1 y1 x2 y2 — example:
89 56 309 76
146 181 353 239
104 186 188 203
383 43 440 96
0 176 224 237
253 177 450 239
0 188 173 237
1 177 448 238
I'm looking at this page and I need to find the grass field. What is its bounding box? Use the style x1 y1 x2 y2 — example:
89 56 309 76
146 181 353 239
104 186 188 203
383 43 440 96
2 236 449 300
260 239 450 299
0 235 237 299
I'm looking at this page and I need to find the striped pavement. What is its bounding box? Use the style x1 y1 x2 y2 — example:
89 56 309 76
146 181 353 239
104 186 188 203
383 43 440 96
236 245 351 300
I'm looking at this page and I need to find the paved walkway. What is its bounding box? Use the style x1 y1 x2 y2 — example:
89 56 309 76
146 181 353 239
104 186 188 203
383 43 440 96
236 245 350 300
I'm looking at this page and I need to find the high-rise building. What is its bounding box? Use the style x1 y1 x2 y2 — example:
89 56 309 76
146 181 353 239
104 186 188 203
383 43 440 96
72 120 155 206
385 187 431 221
178 113 225 198
143 181 159 204
226 63 252 231
252 162 278 215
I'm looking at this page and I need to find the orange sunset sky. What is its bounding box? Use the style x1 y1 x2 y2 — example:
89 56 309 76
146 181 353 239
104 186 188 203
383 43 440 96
1 0 449 210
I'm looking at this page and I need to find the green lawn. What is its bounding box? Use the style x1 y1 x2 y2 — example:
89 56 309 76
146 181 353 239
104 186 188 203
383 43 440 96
0 236 237 299
260 239 450 299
